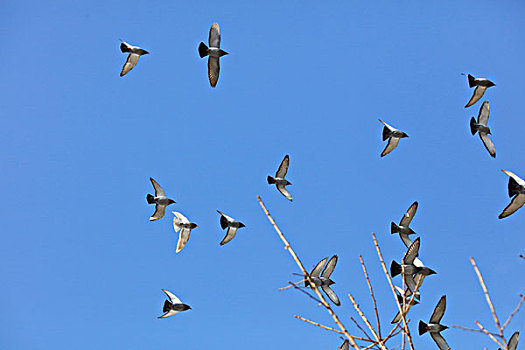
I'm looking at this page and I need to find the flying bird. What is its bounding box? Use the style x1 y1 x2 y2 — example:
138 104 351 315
172 212 198 253
379 119 409 157
470 101 496 158
419 295 450 350
391 238 436 297
305 255 340 306
119 40 149 77
217 210 245 245
499 331 519 350
198 23 229 87
267 154 293 201
339 339 349 350
391 285 420 324
463 73 495 108
499 170 525 219
391 201 419 247
158 289 191 319
146 177 176 221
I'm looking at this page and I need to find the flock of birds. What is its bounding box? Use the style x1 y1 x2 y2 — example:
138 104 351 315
118 22 522 349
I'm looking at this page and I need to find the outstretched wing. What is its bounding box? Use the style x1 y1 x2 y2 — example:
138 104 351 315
209 22 221 48
150 204 166 221
162 289 182 304
479 133 496 158
120 53 140 77
499 194 525 219
429 295 447 323
502 170 525 187
507 331 519 350
276 155 290 178
477 100 490 125
208 57 220 87
400 201 418 227
310 258 328 278
465 86 487 108
176 228 191 253
277 184 293 201
321 255 338 278
150 177 166 197
403 237 420 265
220 227 238 245
339 339 349 350
381 137 400 157
430 332 450 350
321 285 341 306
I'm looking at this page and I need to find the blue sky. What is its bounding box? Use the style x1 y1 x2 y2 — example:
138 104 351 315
1 1 524 349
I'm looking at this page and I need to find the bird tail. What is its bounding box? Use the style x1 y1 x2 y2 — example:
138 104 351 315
467 74 477 88
508 177 521 197
146 193 155 204
470 117 477 135
162 300 173 312
120 42 131 53
391 222 400 234
382 126 391 141
198 42 209 58
390 260 402 277
267 176 276 184
220 215 229 229
418 320 428 335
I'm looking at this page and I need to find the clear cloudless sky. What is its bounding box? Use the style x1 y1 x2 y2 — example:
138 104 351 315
1 1 524 349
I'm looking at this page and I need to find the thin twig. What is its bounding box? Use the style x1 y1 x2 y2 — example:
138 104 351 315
287 281 323 304
450 324 502 338
502 294 525 330
349 316 374 343
372 233 415 350
475 321 505 349
257 196 361 350
348 294 387 350
278 279 306 291
294 315 343 335
470 257 503 337
359 255 381 338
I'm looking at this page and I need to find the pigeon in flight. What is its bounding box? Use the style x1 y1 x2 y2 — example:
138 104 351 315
419 295 450 350
172 212 198 253
391 201 418 247
158 289 191 319
339 339 349 350
305 255 340 306
464 73 495 108
391 238 436 297
499 331 519 350
119 40 149 77
198 23 229 87
146 177 176 221
267 154 293 201
470 101 496 158
391 285 420 324
379 119 409 157
499 170 525 219
217 210 245 246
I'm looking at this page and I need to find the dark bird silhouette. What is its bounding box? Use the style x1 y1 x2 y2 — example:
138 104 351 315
499 170 525 219
391 201 419 247
419 295 450 350
217 210 246 245
198 23 229 87
146 178 176 221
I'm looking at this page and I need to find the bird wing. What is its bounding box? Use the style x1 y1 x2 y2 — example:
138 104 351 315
220 227 237 245
209 22 221 48
465 86 487 108
499 194 525 219
162 289 182 304
277 183 293 201
477 100 490 125
400 201 418 227
217 210 235 224
120 53 140 77
310 257 328 278
172 212 189 231
507 331 519 350
399 233 413 249
502 170 525 187
275 155 290 178
430 295 447 323
378 119 396 132
176 228 191 253
430 332 450 350
321 285 341 306
479 132 496 158
120 40 132 53
150 204 166 221
381 137 400 157
339 339 349 350
403 237 420 265
208 56 220 87
158 309 180 318
150 177 165 197
321 255 338 278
